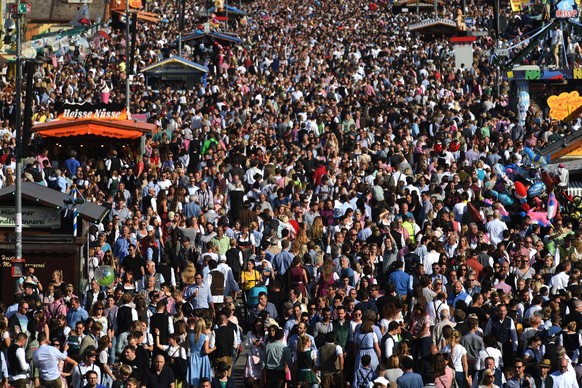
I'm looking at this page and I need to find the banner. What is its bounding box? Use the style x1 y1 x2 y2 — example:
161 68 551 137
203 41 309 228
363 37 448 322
57 102 128 120
547 91 582 121
0 207 61 228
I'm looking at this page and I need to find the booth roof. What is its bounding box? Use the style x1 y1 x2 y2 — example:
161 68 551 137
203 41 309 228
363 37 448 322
141 56 209 75
31 119 155 139
0 182 109 223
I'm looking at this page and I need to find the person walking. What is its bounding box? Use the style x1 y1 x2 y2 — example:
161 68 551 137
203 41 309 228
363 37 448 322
263 328 292 388
186 318 214 387
33 332 78 387
7 333 29 388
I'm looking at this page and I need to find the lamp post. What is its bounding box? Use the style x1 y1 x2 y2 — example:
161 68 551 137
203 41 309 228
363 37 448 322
125 0 130 113
495 0 501 97
14 0 23 261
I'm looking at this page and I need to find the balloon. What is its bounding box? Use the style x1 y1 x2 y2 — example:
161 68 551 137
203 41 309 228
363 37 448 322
94 265 115 287
493 164 506 178
525 209 552 227
515 181 528 201
523 147 548 167
547 192 559 222
506 164 526 177
528 182 546 198
497 203 510 219
467 202 484 224
490 190 515 206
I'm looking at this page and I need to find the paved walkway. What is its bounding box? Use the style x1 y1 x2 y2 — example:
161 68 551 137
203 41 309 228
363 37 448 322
232 352 246 386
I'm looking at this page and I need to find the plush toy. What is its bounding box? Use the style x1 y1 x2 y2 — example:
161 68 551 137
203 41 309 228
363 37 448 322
528 182 546 198
547 192 560 222
483 199 511 219
209 13 220 30
522 147 548 168
456 9 467 31
523 209 552 227
214 0 225 12
514 181 528 205
490 190 515 207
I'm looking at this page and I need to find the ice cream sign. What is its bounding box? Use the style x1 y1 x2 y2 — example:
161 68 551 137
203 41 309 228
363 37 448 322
547 91 582 122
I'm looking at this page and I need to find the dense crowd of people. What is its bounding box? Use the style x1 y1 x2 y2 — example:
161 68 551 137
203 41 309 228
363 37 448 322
0 0 580 386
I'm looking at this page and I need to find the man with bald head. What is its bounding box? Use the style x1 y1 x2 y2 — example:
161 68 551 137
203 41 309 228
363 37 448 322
141 354 175 388
485 210 507 247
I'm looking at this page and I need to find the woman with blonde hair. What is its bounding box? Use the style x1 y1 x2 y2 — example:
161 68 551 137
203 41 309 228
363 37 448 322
385 355 403 384
558 320 581 358
186 318 214 387
478 369 499 388
315 260 338 297
539 254 556 283
181 262 196 287
294 229 309 257
309 216 327 250
442 329 471 388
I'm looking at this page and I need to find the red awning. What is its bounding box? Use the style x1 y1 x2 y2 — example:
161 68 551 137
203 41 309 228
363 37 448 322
31 119 155 139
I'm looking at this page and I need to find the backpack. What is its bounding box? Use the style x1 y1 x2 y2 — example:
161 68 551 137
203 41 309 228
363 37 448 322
47 176 61 191
357 368 374 388
68 336 81 359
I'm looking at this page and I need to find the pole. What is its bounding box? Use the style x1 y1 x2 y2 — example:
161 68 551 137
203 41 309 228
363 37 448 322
14 0 23 261
178 0 185 57
495 0 501 97
125 0 130 114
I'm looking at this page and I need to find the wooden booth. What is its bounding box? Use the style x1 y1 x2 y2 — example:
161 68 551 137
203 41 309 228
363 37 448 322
0 183 109 304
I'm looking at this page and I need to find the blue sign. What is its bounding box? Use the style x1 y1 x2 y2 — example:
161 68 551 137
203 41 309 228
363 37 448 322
553 0 579 18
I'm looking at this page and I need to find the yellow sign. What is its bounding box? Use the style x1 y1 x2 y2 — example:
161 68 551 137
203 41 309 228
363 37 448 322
547 91 582 121
510 0 533 11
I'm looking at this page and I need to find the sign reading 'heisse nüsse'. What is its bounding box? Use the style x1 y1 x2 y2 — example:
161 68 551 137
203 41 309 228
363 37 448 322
0 207 61 228
57 102 128 121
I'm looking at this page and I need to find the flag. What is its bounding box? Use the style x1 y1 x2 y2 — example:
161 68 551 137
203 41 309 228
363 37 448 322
69 3 90 27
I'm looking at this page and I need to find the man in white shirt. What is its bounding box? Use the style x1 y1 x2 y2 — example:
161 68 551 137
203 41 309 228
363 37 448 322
550 357 577 388
549 260 571 295
383 321 401 361
7 333 29 387
71 348 102 388
485 211 508 247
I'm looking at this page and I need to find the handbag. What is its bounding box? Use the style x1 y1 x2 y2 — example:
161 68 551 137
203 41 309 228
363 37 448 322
169 346 188 380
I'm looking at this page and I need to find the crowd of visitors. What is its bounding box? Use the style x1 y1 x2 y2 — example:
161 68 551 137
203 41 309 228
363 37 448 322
0 0 580 386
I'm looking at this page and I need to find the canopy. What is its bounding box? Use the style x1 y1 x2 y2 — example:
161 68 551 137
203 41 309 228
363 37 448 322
141 56 209 76
207 5 247 15
0 182 109 223
181 31 243 45
31 119 155 139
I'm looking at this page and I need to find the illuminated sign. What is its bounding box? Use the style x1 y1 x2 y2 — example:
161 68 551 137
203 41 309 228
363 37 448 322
57 102 128 121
